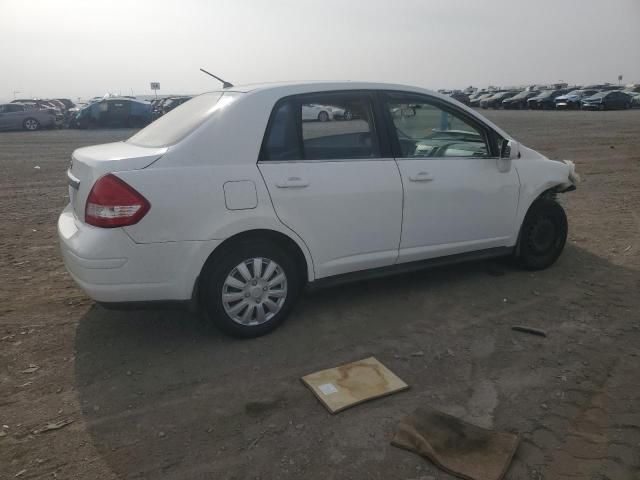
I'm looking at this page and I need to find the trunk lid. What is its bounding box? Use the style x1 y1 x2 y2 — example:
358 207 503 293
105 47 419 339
68 141 167 222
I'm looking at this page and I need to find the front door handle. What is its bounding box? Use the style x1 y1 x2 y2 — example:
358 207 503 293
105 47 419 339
276 176 309 188
408 171 434 182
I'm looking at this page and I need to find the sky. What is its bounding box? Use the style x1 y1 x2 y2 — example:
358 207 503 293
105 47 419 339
1 0 639 102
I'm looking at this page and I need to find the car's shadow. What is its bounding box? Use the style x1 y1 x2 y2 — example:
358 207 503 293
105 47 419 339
74 245 637 479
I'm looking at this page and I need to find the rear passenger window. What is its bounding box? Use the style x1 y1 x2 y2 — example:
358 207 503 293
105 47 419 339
261 93 380 161
301 94 379 160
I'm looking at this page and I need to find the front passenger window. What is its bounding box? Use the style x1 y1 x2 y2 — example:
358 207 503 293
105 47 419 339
386 98 490 158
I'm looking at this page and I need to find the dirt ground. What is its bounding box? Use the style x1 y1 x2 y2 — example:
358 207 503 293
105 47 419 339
1 110 640 480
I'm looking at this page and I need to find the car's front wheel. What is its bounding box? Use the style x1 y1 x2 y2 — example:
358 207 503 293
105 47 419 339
317 111 329 122
23 118 40 131
200 242 301 337
517 198 568 270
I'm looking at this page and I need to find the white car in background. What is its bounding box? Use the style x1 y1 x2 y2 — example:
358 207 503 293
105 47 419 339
301 103 350 121
58 81 578 337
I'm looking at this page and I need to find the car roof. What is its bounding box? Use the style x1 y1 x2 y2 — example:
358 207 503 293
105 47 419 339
206 80 513 140
222 80 466 95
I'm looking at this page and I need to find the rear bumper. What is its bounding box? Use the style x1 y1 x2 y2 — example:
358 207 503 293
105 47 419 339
57 204 221 303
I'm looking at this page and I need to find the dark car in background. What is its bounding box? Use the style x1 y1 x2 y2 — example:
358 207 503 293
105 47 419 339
71 98 152 128
448 91 471 106
502 90 540 109
480 91 519 109
554 89 599 109
624 91 640 108
162 96 192 115
527 89 568 110
151 98 167 120
581 91 632 110
470 91 497 107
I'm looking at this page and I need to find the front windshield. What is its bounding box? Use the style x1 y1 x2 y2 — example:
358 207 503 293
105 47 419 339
589 92 607 99
538 90 554 98
127 91 238 147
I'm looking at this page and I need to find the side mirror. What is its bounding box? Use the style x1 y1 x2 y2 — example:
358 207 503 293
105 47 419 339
498 139 518 172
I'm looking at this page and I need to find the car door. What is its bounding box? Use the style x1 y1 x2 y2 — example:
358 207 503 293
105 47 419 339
0 105 8 129
382 92 520 263
613 92 627 108
107 100 131 126
258 91 403 279
2 104 26 130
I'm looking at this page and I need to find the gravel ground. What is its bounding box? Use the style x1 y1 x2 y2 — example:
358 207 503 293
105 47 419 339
1 110 640 479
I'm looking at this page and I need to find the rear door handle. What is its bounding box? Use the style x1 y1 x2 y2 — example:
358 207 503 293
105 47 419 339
408 171 434 182
276 176 309 188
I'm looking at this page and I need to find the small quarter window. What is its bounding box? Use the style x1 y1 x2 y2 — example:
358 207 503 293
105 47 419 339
261 100 301 161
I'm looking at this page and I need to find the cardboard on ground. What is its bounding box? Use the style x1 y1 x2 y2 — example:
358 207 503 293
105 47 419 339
301 357 409 413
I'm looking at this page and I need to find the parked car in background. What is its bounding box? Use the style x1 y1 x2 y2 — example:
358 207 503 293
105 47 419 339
55 98 76 110
71 98 152 128
480 91 519 109
470 92 496 107
58 81 578 337
0 103 56 131
449 91 471 106
151 98 168 120
581 91 632 110
554 89 599 109
301 103 349 121
527 89 568 110
10 99 64 127
624 91 640 108
162 96 192 115
502 90 540 109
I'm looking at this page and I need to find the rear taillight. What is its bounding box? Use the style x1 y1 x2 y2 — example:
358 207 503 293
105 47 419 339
85 174 150 228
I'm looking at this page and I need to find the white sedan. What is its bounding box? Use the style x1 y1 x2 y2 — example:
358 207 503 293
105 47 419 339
58 81 578 337
301 103 350 121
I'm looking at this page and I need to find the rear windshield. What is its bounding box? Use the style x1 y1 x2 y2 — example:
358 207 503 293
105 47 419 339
127 91 238 147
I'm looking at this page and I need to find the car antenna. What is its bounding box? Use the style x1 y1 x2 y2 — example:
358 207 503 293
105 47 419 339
199 68 234 88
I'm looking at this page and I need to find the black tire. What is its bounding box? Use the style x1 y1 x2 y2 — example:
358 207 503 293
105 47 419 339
317 111 329 122
23 118 40 131
199 241 301 338
517 198 568 270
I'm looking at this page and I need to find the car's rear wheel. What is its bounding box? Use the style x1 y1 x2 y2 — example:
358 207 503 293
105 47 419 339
23 118 40 131
317 111 329 122
517 198 568 271
200 242 301 337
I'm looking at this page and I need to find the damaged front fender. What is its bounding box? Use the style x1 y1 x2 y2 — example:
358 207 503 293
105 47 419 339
553 160 580 193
